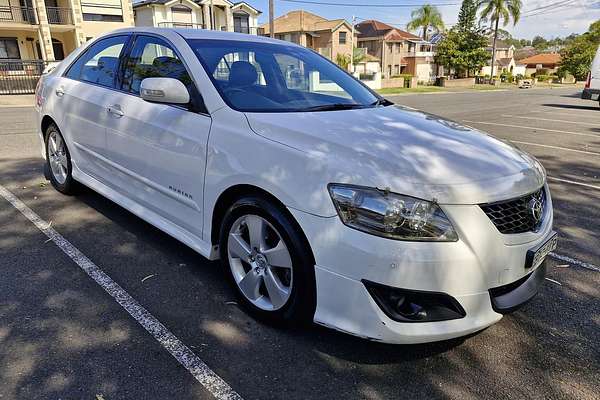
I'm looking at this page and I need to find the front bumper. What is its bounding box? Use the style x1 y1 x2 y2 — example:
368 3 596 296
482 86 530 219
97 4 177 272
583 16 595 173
582 88 600 100
288 185 553 344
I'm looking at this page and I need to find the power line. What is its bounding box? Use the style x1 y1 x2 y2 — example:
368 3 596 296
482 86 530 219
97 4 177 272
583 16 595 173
523 0 595 17
279 0 459 7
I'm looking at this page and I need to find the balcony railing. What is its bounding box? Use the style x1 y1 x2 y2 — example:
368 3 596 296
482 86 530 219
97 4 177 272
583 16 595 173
157 21 205 29
46 7 73 25
0 6 37 24
233 26 264 35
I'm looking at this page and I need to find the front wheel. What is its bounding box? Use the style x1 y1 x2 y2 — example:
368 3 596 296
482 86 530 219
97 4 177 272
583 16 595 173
219 196 316 325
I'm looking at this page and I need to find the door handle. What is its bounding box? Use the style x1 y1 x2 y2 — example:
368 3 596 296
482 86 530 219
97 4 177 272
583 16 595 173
107 105 124 117
55 87 65 97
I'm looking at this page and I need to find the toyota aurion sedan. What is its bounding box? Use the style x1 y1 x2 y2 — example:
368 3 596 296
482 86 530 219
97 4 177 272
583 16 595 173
35 28 557 344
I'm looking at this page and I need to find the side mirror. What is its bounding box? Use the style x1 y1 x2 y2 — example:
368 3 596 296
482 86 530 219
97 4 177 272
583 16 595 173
140 77 190 105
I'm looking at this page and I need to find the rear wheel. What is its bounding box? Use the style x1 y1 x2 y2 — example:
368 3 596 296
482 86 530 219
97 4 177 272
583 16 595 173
219 195 316 325
45 124 77 194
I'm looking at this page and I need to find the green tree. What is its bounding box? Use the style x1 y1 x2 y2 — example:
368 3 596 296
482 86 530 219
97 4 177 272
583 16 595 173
435 28 489 77
532 35 548 50
479 0 522 78
407 5 445 40
336 53 351 70
559 20 600 80
457 0 478 32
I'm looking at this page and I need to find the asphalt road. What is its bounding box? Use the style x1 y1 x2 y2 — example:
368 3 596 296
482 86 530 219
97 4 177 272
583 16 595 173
0 87 598 400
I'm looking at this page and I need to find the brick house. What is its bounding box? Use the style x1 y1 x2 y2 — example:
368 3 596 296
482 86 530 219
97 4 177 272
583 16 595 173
260 10 354 62
355 19 436 82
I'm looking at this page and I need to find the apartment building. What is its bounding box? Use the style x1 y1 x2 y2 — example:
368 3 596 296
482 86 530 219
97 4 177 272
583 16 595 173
0 0 134 61
260 10 354 62
356 19 436 82
133 0 262 34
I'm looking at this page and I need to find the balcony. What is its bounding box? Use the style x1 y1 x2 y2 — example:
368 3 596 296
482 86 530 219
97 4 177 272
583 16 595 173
46 7 73 25
0 6 37 24
404 51 435 58
157 21 205 29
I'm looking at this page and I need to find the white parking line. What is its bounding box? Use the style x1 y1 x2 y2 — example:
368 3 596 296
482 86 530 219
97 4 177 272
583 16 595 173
463 120 599 138
501 114 598 127
0 184 243 400
549 253 600 272
510 141 600 156
547 176 600 191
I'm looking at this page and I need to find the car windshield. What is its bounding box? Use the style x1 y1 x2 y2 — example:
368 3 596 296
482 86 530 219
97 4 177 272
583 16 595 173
187 39 381 112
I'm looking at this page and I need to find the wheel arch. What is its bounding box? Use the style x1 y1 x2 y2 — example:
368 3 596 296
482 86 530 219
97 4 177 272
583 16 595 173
210 184 316 265
41 115 57 139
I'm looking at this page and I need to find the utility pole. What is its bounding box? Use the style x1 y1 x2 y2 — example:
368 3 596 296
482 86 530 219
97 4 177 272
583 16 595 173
349 15 356 73
269 0 275 38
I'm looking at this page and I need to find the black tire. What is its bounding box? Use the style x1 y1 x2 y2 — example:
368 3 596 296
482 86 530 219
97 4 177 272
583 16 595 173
44 123 77 195
219 195 316 326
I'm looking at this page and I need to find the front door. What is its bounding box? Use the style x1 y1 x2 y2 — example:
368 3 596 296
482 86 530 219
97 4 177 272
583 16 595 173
102 34 210 239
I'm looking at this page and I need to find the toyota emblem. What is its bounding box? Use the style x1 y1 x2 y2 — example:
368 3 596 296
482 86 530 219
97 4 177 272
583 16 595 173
528 196 543 224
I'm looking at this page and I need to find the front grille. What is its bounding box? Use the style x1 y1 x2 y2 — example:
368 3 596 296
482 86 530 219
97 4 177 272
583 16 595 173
480 187 546 234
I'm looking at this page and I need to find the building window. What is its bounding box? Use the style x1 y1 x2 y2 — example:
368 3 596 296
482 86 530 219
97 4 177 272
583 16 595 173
339 31 347 45
395 43 401 53
83 13 124 22
394 65 399 75
233 12 250 34
0 38 21 60
81 0 123 22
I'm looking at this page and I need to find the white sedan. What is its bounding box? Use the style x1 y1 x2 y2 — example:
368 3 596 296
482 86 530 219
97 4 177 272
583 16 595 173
35 28 556 344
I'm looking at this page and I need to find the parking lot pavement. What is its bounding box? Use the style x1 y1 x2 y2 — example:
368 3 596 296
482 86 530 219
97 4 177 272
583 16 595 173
1 88 599 400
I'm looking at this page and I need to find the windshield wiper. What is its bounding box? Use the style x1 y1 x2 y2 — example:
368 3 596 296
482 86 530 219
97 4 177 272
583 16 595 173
301 103 366 112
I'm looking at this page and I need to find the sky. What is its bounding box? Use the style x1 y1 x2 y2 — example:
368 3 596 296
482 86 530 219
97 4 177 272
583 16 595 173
247 0 600 39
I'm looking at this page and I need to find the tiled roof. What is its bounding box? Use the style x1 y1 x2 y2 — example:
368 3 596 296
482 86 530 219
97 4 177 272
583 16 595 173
518 53 562 65
260 10 349 34
356 19 421 41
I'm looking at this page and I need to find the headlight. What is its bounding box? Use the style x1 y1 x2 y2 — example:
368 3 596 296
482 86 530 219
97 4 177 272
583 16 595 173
328 184 458 241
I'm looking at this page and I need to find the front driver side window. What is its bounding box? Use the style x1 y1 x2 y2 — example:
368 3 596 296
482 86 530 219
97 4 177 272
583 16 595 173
65 35 128 88
121 35 193 95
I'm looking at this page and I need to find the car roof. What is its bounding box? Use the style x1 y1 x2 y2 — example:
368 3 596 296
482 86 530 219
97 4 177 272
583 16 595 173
110 27 295 46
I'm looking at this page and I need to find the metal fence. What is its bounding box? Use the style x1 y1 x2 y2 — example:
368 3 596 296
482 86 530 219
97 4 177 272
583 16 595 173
0 5 37 24
0 60 48 95
46 7 73 25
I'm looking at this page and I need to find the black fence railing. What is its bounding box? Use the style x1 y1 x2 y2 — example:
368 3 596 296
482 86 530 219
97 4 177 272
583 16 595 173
46 7 72 25
0 6 37 24
157 21 205 29
0 60 48 95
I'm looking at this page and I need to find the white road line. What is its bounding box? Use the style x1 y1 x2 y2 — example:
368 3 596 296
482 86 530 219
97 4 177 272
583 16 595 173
510 141 600 156
549 253 600 272
501 114 599 127
0 184 243 400
547 176 600 191
463 120 599 138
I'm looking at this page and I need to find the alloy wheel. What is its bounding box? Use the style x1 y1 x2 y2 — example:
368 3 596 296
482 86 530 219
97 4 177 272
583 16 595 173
227 214 293 311
47 131 68 184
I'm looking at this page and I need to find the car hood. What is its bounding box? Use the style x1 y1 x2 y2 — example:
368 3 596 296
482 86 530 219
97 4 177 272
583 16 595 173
244 105 545 204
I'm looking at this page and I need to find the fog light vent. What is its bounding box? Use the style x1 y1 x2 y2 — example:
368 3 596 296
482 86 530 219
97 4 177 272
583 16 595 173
363 280 466 323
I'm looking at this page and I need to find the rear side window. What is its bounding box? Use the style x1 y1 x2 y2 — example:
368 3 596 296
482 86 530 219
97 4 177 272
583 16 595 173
121 35 192 95
65 35 128 88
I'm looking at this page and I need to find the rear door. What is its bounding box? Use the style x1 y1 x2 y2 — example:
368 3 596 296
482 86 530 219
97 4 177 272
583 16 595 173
102 34 211 239
58 35 130 179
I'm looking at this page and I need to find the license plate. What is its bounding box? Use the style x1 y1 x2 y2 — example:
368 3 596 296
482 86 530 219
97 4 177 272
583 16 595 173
525 231 558 269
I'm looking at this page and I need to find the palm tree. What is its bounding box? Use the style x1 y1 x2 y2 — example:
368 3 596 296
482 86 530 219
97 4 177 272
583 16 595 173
407 5 444 41
479 0 522 79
